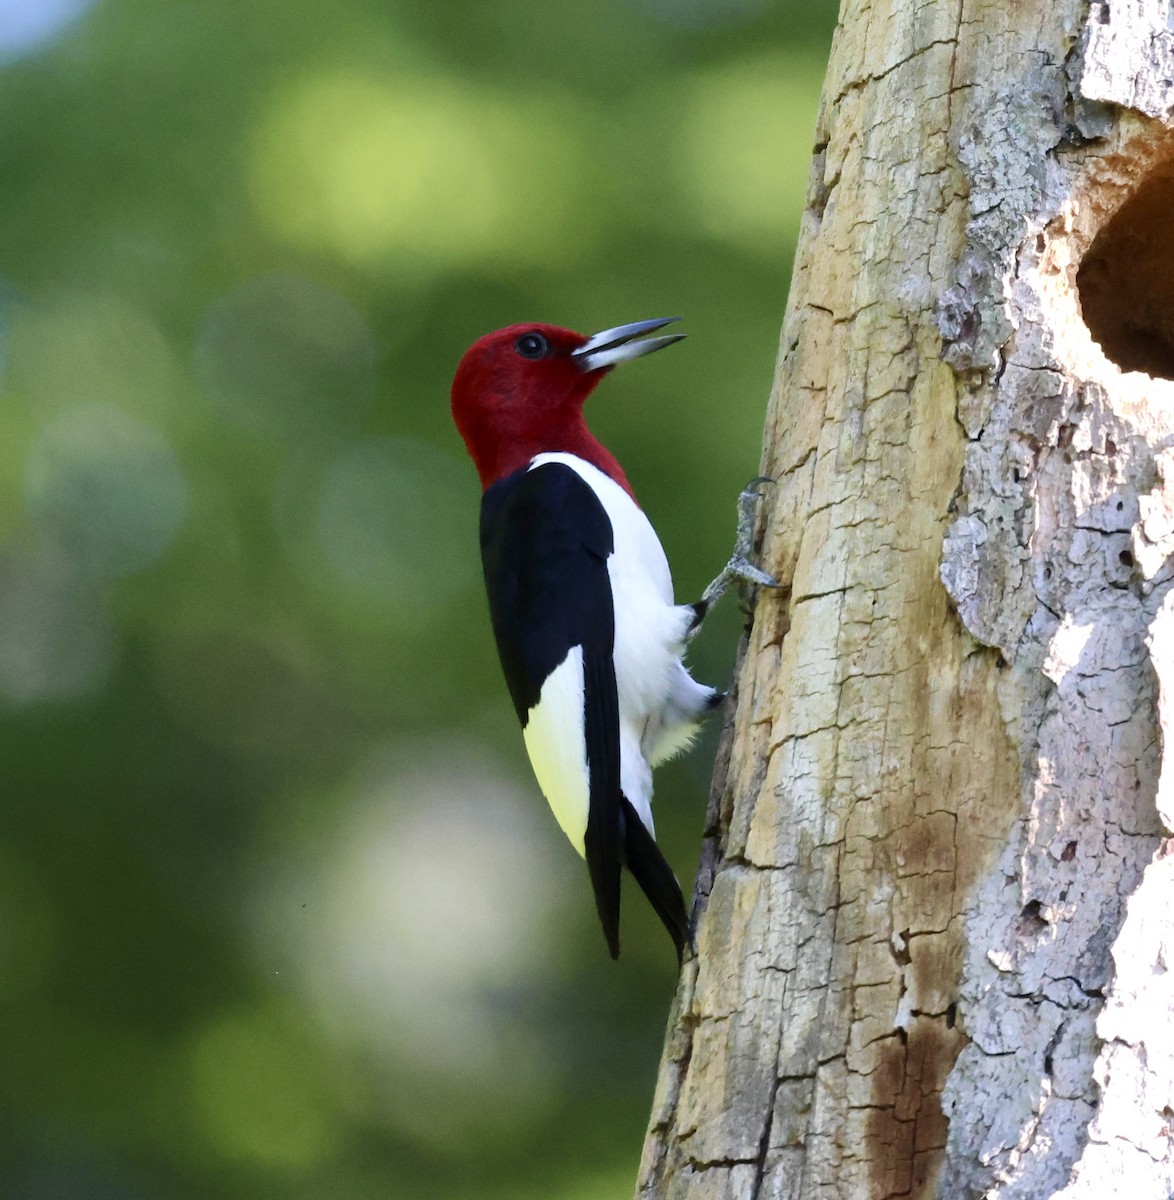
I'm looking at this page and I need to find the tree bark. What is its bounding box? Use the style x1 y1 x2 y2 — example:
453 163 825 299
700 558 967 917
637 1 1174 1197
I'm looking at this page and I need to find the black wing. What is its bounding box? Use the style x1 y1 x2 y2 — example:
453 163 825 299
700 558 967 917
480 462 624 957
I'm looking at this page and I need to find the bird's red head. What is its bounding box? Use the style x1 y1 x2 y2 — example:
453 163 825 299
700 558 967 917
450 317 683 496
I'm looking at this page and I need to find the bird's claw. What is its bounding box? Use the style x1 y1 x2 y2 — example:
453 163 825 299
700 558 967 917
735 476 775 562
741 475 775 498
700 555 779 610
690 478 780 633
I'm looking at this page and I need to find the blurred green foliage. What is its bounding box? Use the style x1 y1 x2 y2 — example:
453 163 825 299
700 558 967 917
0 1 836 1195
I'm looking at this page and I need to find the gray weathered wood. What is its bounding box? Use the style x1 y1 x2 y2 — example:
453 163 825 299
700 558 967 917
637 1 1174 1196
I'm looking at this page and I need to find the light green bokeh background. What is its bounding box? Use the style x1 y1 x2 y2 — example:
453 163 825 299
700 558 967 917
0 1 837 1195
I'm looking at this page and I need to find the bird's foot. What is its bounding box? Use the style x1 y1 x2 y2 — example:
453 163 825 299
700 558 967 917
690 477 780 634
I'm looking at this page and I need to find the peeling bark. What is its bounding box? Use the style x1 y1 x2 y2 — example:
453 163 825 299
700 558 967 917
637 1 1174 1197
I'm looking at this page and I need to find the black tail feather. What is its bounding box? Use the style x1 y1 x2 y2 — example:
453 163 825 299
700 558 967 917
620 797 691 965
585 792 621 959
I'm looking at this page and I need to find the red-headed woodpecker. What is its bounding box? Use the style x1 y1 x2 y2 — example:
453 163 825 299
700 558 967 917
451 318 775 962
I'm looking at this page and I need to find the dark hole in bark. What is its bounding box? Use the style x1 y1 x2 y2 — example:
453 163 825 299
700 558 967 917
1019 899 1049 936
892 929 912 966
945 1002 957 1028
1120 549 1134 566
1078 162 1174 378
1061 840 1077 862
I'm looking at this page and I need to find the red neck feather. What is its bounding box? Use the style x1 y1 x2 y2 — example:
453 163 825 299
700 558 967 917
460 408 635 500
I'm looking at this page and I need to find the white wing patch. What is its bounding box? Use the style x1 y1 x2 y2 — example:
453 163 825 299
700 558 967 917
523 645 590 857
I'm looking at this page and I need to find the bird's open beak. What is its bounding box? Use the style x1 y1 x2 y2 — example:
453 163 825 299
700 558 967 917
572 317 684 373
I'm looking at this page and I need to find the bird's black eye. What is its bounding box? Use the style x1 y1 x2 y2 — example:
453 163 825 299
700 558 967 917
515 332 548 360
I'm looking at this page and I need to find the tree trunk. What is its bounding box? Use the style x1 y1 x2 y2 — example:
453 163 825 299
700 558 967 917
637 2 1174 1197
